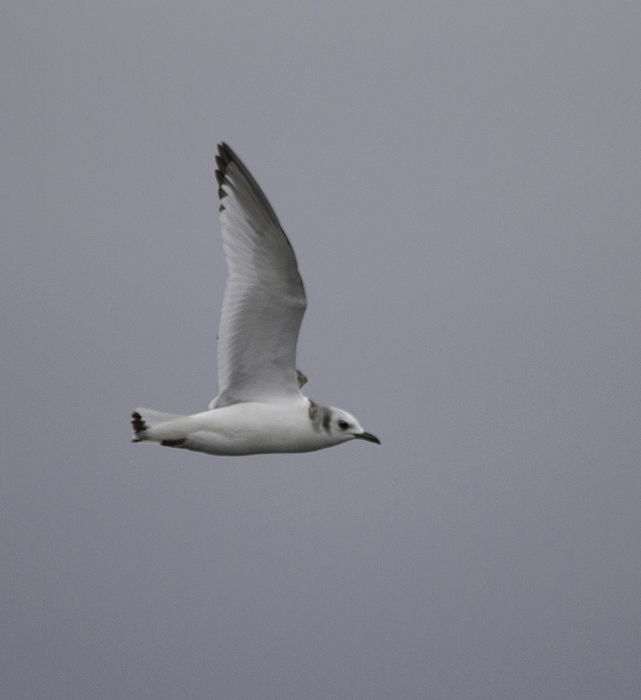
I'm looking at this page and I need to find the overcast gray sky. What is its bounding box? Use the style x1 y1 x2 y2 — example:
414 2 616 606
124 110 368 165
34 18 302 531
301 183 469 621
2 2 640 698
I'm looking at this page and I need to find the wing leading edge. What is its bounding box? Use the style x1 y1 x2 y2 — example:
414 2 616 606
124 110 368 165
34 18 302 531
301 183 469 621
210 143 307 408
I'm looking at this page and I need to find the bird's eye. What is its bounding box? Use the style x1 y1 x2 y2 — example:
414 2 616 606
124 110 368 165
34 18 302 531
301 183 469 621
337 420 349 431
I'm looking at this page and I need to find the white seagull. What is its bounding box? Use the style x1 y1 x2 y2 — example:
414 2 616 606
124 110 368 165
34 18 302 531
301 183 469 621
131 143 379 456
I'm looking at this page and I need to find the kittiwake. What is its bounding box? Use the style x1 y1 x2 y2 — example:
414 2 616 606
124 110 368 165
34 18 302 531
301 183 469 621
131 143 379 456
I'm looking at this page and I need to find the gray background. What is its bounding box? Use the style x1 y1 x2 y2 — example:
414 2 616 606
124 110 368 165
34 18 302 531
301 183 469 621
2 2 640 698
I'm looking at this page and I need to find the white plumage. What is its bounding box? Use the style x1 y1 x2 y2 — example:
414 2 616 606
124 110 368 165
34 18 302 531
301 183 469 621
131 143 379 456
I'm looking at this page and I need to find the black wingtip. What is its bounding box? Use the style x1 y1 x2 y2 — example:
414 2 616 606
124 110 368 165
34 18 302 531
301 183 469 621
213 142 289 244
216 143 235 176
217 142 234 162
215 143 236 203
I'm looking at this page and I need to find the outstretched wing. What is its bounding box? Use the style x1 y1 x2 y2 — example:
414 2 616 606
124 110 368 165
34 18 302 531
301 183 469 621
209 143 307 408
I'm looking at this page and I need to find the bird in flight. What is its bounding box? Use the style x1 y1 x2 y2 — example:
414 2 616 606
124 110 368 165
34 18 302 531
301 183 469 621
131 143 379 456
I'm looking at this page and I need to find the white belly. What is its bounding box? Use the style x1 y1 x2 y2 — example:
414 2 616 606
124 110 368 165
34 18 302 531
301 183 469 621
158 400 338 456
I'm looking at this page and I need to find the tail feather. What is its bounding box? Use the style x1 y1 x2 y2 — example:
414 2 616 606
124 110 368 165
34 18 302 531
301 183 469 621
131 408 185 443
131 411 145 439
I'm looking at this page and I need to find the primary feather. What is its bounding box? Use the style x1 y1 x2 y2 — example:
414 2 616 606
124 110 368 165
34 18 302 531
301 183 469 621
211 143 307 408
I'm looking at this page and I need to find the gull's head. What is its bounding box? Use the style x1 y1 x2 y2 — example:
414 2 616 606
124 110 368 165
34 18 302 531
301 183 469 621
329 408 380 446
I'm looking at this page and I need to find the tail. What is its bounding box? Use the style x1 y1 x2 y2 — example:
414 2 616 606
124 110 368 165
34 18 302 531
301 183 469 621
131 408 185 442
